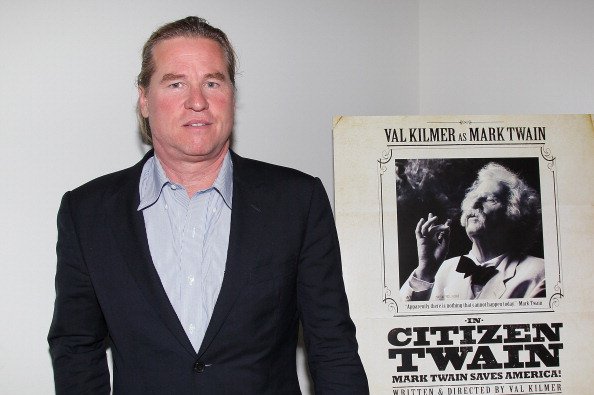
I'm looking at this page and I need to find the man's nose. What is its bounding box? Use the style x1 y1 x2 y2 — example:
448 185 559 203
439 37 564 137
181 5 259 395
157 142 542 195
185 87 208 111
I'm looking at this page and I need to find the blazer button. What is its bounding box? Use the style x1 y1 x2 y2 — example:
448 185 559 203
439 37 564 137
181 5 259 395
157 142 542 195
193 361 206 373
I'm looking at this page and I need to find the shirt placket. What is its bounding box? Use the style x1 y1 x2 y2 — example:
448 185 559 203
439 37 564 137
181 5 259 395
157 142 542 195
186 191 211 350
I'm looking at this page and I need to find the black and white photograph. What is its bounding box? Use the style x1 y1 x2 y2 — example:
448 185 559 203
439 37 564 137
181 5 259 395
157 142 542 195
395 157 545 301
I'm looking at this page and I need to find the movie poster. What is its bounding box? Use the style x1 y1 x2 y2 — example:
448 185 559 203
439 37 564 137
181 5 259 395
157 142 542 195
333 115 593 394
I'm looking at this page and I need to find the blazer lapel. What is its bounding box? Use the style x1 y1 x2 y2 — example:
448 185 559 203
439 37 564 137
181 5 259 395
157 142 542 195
106 151 196 357
197 153 267 357
479 255 517 299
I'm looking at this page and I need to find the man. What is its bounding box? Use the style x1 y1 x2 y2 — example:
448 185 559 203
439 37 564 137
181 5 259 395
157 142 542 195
400 162 545 301
48 16 368 394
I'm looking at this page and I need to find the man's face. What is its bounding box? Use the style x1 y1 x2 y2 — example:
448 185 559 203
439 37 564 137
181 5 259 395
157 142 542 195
461 179 509 239
138 36 235 164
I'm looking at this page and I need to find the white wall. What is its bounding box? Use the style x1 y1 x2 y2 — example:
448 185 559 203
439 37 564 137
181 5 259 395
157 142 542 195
419 0 594 114
1 1 592 393
0 1 415 393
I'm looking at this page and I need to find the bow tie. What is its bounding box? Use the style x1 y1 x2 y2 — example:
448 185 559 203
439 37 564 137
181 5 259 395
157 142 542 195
455 256 498 286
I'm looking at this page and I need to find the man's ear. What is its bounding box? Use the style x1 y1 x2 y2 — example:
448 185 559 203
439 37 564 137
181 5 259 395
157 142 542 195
138 86 149 118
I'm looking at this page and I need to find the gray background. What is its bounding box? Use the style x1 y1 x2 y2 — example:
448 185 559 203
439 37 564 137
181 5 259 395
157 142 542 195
1 1 592 393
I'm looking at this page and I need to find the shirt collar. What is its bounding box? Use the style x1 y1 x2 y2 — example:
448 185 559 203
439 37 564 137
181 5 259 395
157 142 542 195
466 251 506 268
212 152 233 209
138 151 233 211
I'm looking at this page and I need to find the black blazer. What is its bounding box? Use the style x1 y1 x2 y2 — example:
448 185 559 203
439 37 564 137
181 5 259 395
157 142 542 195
48 151 368 394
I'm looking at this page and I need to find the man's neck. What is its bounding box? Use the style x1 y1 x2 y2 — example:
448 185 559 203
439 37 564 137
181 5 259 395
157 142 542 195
156 145 229 197
470 236 507 263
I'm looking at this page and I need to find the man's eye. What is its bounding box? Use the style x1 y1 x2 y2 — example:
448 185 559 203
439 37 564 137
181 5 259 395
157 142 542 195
169 82 183 88
206 81 220 88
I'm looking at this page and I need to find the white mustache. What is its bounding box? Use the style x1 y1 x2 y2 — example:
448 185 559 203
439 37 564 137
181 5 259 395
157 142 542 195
462 209 484 223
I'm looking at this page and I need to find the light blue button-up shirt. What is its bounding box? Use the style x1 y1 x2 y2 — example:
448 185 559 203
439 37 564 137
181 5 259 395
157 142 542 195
138 152 233 352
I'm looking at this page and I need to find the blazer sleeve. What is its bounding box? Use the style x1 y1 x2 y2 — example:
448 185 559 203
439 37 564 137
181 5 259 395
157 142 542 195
296 178 369 394
48 192 111 395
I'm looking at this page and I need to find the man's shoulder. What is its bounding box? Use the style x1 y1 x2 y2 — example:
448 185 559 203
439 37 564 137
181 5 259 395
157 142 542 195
232 152 317 185
518 255 544 265
515 255 545 276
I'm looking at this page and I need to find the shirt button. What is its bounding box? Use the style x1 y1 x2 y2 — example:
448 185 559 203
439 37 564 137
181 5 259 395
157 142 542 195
170 184 177 190
188 275 195 285
193 361 205 373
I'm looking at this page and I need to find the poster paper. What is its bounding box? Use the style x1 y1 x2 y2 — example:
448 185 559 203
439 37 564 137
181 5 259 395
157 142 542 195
334 115 594 395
